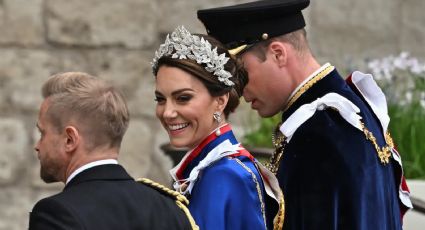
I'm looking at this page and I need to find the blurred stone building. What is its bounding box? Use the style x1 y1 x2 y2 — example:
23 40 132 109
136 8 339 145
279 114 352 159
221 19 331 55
0 0 424 229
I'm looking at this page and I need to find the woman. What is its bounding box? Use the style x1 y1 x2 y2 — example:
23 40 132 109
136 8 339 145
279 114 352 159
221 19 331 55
152 26 284 230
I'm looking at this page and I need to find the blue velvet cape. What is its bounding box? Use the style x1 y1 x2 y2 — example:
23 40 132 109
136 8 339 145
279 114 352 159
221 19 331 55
176 125 271 230
275 69 404 230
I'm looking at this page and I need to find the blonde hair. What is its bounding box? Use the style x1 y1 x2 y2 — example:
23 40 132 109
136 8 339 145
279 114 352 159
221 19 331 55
42 72 129 149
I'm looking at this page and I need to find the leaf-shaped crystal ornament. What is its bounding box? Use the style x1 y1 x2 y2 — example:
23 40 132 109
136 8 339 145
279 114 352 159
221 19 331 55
151 26 234 86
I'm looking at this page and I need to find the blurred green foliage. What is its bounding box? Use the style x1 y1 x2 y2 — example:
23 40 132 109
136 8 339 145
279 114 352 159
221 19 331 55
242 115 280 149
389 103 425 179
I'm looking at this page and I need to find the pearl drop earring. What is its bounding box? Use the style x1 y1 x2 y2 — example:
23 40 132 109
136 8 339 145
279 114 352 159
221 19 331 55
213 112 222 136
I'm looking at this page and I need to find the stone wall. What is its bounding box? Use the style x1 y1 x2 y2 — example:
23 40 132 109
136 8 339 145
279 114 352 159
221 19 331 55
0 0 424 229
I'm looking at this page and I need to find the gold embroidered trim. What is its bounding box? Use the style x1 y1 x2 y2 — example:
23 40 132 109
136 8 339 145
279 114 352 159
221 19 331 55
283 65 335 113
136 178 199 230
360 122 394 164
233 158 267 230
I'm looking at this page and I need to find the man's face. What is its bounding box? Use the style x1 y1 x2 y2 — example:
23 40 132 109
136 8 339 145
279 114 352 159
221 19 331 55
34 99 69 183
240 50 293 117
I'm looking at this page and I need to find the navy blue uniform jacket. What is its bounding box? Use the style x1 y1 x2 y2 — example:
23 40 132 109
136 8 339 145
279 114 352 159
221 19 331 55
277 69 404 230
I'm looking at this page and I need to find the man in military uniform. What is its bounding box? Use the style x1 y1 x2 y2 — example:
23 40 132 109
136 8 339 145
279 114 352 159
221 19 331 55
198 0 412 229
29 72 197 230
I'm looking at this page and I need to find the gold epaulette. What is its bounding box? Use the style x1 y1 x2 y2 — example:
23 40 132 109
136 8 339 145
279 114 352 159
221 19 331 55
136 178 199 230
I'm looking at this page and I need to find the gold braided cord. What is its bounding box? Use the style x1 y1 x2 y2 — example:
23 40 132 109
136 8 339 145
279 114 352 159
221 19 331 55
283 65 335 113
136 178 199 230
174 201 200 230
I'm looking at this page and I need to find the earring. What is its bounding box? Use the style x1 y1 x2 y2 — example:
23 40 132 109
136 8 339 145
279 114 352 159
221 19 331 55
213 112 222 136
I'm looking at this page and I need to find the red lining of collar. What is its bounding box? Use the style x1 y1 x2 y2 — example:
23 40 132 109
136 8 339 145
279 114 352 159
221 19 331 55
176 124 232 180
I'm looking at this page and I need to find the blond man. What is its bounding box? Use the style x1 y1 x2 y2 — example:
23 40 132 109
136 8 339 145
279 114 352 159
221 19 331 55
29 72 194 230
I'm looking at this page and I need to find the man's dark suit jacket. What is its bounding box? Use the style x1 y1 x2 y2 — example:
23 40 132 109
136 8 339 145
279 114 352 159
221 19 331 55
29 164 192 229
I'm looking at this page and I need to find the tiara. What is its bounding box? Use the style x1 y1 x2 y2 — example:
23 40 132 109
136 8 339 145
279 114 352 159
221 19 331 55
151 26 234 86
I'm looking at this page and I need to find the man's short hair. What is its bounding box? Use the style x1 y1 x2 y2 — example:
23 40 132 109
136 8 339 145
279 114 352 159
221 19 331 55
42 72 129 149
250 29 310 62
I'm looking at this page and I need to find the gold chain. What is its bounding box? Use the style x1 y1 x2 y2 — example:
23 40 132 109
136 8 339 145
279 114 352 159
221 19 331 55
265 122 287 175
264 124 286 229
283 65 335 113
266 121 394 176
360 122 394 164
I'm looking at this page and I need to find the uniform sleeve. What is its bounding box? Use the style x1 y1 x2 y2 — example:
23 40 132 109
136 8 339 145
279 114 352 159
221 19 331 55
29 198 83 230
188 159 267 230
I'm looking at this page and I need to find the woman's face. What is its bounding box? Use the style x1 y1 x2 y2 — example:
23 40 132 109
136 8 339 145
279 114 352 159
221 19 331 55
155 65 225 149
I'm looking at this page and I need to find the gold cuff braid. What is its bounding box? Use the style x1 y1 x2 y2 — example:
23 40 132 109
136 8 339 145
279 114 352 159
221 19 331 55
136 178 199 230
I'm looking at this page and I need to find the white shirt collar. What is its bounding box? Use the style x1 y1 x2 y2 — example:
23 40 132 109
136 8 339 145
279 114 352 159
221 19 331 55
66 159 118 184
287 63 333 101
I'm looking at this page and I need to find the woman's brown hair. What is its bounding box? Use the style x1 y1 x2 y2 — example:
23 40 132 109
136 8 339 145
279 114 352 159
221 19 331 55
154 34 248 118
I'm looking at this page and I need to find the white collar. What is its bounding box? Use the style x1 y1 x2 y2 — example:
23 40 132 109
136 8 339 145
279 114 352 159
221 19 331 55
287 63 333 101
170 140 242 195
66 159 118 184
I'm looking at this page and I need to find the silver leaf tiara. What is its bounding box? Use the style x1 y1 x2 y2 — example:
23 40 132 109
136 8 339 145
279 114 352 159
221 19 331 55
151 26 234 86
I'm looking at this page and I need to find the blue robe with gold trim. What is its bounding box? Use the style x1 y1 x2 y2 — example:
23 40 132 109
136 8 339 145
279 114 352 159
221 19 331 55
173 125 273 230
276 69 406 230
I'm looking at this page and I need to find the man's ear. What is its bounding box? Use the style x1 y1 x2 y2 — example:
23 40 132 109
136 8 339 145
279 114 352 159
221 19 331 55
216 93 229 112
64 126 79 153
268 41 288 67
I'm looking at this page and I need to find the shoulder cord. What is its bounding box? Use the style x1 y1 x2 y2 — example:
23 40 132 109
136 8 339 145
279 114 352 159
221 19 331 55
136 178 199 230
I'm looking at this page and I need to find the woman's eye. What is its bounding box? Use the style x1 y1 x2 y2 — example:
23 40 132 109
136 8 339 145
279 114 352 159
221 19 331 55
177 95 192 102
154 96 165 104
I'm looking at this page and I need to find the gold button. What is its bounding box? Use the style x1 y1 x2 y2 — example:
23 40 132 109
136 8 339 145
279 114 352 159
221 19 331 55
261 33 269 40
